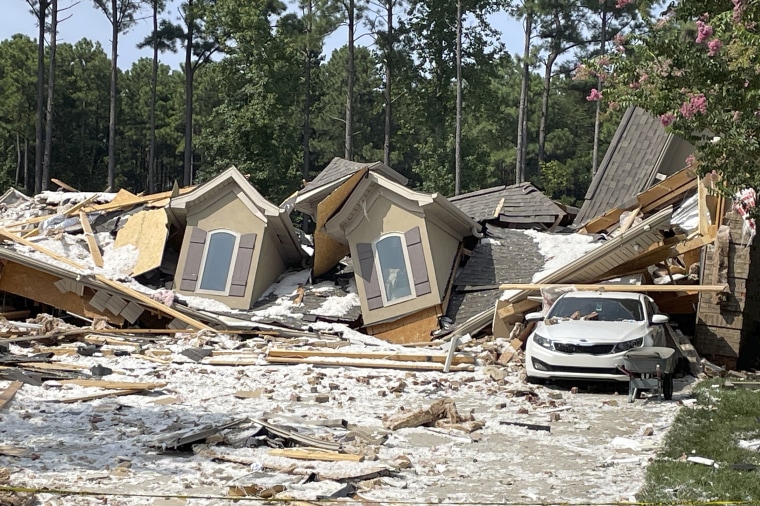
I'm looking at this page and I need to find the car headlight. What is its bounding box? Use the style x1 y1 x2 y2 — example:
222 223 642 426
533 333 554 350
613 337 644 353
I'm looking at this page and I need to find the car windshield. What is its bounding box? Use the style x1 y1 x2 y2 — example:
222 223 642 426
547 296 644 322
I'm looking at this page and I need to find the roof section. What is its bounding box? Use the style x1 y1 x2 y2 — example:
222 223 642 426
294 158 408 218
449 182 566 227
446 228 544 323
574 107 694 226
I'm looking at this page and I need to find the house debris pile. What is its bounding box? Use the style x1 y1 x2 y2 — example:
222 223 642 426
0 314 686 505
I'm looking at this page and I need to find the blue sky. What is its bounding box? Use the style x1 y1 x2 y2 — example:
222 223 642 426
1 1 524 69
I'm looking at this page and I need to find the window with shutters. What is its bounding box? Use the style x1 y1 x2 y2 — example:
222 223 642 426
179 227 258 297
374 234 414 304
197 230 239 294
356 226 431 310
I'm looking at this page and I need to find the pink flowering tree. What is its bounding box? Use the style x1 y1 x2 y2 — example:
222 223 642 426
590 0 760 198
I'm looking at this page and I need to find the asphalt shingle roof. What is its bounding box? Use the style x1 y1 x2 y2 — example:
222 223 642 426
303 157 407 193
446 227 544 323
574 107 694 226
449 183 566 227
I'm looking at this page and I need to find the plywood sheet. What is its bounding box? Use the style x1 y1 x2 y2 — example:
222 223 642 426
313 168 368 277
113 209 169 276
366 305 442 344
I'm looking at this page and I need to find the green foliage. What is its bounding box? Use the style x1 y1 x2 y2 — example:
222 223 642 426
595 0 760 197
639 379 760 503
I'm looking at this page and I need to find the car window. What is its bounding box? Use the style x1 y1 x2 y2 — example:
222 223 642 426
548 297 644 322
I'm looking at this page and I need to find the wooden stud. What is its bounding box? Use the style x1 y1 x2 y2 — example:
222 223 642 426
268 448 364 462
496 283 727 293
79 211 104 268
0 381 22 410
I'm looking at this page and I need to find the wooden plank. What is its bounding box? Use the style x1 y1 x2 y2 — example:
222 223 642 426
268 448 364 462
83 186 195 213
496 299 541 322
58 389 145 403
267 349 474 365
665 323 701 377
57 379 167 390
50 178 78 192
79 211 103 267
113 209 169 276
496 283 728 293
0 381 22 410
265 356 475 371
366 305 442 344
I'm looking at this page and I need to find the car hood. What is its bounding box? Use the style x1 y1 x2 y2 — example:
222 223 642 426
535 320 648 343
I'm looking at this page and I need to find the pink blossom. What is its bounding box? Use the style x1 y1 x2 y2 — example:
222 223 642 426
586 88 603 101
660 113 675 127
696 21 713 43
708 38 722 56
608 101 620 111
746 80 750 88
597 56 611 66
629 81 640 89
733 111 741 121
685 154 696 166
639 73 649 82
733 0 745 22
680 93 708 119
616 0 633 7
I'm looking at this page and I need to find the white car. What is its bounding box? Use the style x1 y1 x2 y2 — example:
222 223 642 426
524 291 669 383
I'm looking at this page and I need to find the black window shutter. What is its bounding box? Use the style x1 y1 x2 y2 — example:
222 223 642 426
404 226 431 296
180 227 207 291
356 242 383 310
229 233 257 297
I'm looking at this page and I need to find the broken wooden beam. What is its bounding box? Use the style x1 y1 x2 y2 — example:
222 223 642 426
495 283 728 293
499 420 551 432
265 356 475 372
0 381 22 410
267 348 474 365
79 211 103 268
58 389 146 403
268 448 364 462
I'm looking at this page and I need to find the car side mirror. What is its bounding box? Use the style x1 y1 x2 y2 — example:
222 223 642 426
651 314 669 324
525 312 545 322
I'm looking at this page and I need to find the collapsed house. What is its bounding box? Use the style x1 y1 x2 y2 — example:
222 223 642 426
0 106 755 371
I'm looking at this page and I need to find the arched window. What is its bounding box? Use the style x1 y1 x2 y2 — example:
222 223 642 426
198 230 239 293
374 234 413 303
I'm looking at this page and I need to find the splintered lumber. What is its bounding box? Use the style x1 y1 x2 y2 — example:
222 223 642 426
267 349 474 365
384 398 466 430
252 418 342 451
59 389 145 403
496 283 728 293
0 381 22 410
0 445 30 457
666 323 701 377
268 448 364 462
266 356 474 372
79 211 103 268
0 229 87 272
57 379 166 390
500 421 551 432
50 178 79 192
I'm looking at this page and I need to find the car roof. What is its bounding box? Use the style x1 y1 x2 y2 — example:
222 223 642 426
560 290 643 300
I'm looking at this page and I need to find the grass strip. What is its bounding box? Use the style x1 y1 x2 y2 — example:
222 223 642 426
638 379 760 503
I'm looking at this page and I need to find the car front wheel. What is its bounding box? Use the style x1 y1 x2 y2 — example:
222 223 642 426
662 373 673 400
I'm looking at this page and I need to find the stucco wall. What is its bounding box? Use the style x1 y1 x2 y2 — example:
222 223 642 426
173 188 270 309
425 219 461 300
347 195 447 325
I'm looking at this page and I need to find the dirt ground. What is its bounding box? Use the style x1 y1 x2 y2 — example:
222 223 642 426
0 347 692 506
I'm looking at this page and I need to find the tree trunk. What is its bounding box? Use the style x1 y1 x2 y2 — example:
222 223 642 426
15 132 21 187
184 0 194 187
454 0 462 196
303 0 312 183
383 0 393 167
107 0 118 190
538 50 557 168
42 0 57 192
148 0 158 193
34 0 47 195
515 11 532 185
592 9 607 176
344 0 355 160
